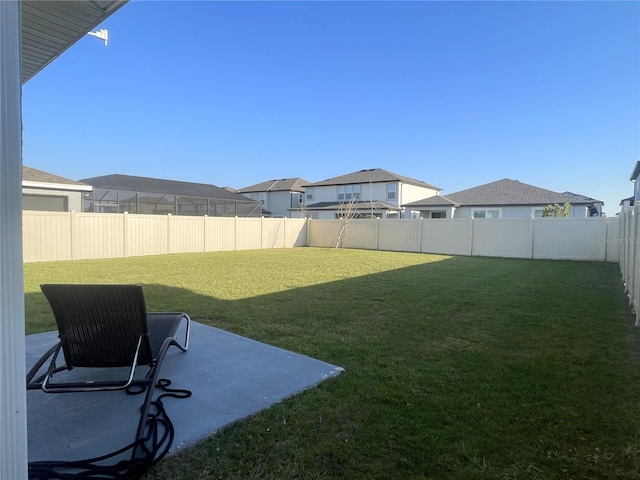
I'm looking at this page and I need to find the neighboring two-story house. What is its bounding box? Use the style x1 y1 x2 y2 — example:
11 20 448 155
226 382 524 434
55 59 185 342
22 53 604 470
404 178 603 219
298 168 441 219
237 178 309 218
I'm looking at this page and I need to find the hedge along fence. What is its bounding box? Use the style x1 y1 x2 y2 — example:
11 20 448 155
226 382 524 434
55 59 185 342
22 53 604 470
308 216 620 263
22 211 307 263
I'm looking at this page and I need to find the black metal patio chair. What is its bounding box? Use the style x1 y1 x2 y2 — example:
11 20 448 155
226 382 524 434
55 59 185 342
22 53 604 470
26 284 191 474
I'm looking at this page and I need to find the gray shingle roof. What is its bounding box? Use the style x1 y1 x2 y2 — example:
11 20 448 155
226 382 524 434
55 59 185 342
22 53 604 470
238 178 310 193
561 191 603 203
404 195 459 207
80 174 254 202
23 165 90 187
439 179 590 207
303 168 441 191
292 200 401 211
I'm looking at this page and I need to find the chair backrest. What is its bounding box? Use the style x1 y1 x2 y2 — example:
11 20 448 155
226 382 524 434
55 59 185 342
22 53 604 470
40 284 154 368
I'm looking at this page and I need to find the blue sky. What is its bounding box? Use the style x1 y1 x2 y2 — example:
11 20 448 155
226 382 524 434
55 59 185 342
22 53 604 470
22 1 639 215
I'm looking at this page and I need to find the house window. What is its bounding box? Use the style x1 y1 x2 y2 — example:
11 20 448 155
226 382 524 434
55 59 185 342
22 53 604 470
337 185 361 201
430 211 446 219
473 209 501 219
259 193 267 207
386 183 397 201
532 208 544 217
305 188 314 201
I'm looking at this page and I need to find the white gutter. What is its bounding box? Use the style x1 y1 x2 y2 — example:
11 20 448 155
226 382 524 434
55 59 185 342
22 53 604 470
22 180 93 192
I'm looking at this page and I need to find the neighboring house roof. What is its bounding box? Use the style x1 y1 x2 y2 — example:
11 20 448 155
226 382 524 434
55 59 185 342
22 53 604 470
303 168 441 191
630 161 640 181
23 165 92 191
425 178 591 207
80 173 252 202
291 200 402 211
404 195 459 207
561 191 603 204
238 178 309 193
620 196 634 206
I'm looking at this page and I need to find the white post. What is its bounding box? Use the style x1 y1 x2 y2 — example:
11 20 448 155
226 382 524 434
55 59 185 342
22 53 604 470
0 1 28 478
203 214 207 252
123 211 129 257
528 215 535 259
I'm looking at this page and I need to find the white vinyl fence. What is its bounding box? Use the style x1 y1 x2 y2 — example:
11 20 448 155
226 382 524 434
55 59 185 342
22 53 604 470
308 216 620 263
23 211 624 270
23 211 307 263
617 207 640 326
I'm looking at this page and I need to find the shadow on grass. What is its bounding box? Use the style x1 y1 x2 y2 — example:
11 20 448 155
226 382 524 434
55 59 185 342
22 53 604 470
25 254 640 480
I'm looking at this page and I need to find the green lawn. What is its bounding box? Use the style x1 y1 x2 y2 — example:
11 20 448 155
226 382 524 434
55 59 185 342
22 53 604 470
24 248 640 479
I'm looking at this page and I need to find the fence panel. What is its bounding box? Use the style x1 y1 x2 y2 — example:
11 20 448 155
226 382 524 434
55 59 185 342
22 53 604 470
632 206 640 318
205 217 236 251
307 219 340 248
532 217 606 261
378 219 420 252
604 217 620 263
235 218 262 250
472 218 532 259
23 211 72 262
168 215 205 254
126 214 168 257
284 218 307 247
421 218 471 256
342 219 378 250
73 212 124 260
261 218 285 249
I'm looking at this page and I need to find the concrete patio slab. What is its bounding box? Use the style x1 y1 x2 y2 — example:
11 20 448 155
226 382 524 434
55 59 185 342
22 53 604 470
26 321 343 463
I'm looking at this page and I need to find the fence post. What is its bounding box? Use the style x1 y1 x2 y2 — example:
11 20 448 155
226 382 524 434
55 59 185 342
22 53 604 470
623 212 629 273
629 208 637 308
166 213 171 254
203 215 207 252
376 217 380 251
70 210 76 260
123 212 129 258
418 217 424 253
528 216 535 259
234 216 238 250
467 217 474 256
633 206 640 325
283 217 287 248
600 217 607 262
622 210 629 286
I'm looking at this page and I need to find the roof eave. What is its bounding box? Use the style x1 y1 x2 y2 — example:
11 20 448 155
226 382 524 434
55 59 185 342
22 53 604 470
21 0 129 85
23 180 93 192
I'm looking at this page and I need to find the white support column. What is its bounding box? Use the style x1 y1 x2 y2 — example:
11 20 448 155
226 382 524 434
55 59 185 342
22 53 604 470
0 1 28 478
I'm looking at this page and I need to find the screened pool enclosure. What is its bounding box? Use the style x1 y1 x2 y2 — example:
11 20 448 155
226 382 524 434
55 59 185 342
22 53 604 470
81 174 262 217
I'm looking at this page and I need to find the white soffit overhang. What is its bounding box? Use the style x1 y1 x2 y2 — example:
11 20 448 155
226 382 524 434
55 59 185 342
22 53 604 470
21 0 128 85
22 180 93 191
